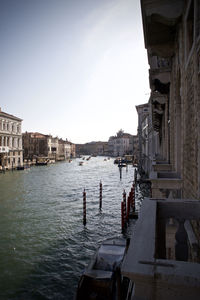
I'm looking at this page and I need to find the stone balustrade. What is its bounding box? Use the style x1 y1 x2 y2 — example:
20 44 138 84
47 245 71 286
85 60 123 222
122 198 200 300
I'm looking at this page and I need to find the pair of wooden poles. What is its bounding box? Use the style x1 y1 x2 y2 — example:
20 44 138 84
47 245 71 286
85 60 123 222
121 182 137 231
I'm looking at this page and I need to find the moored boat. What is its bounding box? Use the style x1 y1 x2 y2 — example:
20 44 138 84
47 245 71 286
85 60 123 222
35 157 49 166
118 163 126 168
35 161 48 166
75 237 133 300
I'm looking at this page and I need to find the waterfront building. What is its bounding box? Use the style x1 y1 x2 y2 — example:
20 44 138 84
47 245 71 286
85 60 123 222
23 132 49 160
107 136 115 156
75 141 108 156
23 132 75 161
122 1 200 299
58 139 74 160
108 130 135 157
0 108 23 170
70 142 76 158
132 135 139 163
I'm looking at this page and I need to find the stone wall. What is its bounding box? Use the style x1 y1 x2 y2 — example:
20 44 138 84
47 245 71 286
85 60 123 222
181 40 199 199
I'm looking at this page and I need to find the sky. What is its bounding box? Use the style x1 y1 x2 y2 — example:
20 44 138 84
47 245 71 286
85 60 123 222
0 0 150 144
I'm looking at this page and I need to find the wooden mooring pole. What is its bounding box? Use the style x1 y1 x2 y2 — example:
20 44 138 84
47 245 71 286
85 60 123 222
130 183 138 219
123 190 126 215
119 166 122 179
83 189 86 226
121 202 125 231
99 181 102 209
126 194 131 221
131 185 135 212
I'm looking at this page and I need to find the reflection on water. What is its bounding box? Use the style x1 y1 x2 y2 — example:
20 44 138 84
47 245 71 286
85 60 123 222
0 157 142 300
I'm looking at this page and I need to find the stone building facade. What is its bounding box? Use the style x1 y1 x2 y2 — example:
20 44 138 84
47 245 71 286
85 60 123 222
23 132 49 159
57 139 75 160
0 108 23 170
135 0 200 201
76 141 108 156
23 132 75 161
122 1 200 299
108 130 136 157
136 103 150 175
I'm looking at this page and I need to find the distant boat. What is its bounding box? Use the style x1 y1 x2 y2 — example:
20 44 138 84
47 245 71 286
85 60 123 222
17 165 30 170
17 166 24 170
35 161 48 166
75 237 133 300
35 157 49 166
118 163 126 168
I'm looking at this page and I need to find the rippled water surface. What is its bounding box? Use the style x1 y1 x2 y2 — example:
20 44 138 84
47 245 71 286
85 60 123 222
0 157 142 299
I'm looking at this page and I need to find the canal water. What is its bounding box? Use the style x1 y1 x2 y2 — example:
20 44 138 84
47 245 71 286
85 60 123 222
0 157 143 300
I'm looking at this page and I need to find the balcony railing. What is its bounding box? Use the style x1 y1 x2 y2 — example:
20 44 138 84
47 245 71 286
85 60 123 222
122 198 200 300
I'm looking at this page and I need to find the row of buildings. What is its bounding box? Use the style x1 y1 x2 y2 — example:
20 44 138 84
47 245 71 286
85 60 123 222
0 108 75 170
122 1 200 299
76 130 139 158
23 132 75 162
0 107 138 169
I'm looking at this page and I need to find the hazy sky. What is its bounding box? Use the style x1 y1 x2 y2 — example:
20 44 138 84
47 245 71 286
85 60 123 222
0 0 150 143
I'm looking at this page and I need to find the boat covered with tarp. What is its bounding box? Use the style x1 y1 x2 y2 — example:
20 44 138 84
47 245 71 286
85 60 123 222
75 237 133 300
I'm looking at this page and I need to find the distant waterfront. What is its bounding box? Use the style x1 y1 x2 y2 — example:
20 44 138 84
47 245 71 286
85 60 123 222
0 157 143 300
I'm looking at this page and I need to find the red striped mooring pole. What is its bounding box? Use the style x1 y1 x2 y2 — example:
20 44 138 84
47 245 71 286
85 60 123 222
83 189 86 226
131 185 135 212
123 190 126 215
121 201 125 231
126 194 131 220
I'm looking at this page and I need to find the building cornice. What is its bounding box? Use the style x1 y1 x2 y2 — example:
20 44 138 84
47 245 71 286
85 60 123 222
0 112 22 122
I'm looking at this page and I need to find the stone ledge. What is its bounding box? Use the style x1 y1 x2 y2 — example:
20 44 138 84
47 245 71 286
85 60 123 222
152 164 172 172
150 178 182 189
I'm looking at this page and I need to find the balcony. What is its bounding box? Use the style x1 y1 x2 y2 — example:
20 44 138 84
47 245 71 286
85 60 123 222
150 159 182 198
148 56 171 91
152 161 172 172
122 198 200 300
141 0 184 56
